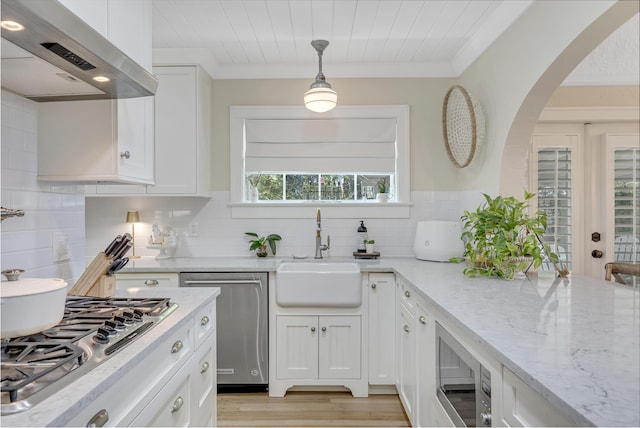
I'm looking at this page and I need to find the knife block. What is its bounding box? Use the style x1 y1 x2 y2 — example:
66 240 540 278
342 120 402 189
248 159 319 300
83 275 116 298
68 252 114 296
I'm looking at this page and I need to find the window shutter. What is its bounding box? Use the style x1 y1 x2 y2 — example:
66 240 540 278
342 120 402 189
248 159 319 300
244 118 397 174
535 147 573 270
613 148 640 262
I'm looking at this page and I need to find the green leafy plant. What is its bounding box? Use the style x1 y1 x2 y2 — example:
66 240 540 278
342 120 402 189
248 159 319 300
245 232 282 257
376 179 388 194
363 239 375 244
454 190 559 280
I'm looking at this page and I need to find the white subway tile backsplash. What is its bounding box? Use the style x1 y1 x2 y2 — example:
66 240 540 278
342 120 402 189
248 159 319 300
85 191 468 259
1 90 86 285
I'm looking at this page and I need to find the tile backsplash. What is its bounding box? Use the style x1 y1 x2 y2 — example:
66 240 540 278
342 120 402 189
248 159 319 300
1 90 86 284
85 190 486 260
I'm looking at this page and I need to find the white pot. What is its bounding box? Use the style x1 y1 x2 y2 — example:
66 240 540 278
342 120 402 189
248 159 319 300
366 243 375 253
1 278 67 338
376 193 392 203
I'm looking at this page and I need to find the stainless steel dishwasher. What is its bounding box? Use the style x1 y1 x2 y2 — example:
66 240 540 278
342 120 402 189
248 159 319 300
179 272 268 391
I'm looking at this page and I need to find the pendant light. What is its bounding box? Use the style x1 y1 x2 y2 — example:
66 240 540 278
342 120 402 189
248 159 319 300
304 40 337 113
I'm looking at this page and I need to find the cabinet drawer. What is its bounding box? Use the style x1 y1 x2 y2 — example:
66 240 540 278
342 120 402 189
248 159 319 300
116 272 179 288
502 366 573 427
65 320 193 427
194 300 216 343
191 338 216 427
135 372 191 427
398 279 415 311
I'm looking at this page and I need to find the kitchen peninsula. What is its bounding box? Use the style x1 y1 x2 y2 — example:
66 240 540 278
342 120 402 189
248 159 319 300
1 288 220 427
119 256 639 427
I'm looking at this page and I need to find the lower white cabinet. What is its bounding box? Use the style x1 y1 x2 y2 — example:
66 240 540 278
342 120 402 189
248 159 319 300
132 299 217 427
116 272 179 288
368 273 396 385
502 366 573 427
415 299 435 427
276 315 361 380
397 277 417 425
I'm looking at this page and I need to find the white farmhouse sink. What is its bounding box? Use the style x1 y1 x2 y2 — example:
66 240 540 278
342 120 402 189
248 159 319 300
276 262 362 307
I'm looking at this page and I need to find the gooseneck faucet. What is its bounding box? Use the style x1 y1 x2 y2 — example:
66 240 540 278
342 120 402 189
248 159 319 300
315 208 330 259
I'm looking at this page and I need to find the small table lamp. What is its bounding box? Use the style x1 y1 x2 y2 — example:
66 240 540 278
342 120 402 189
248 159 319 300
126 210 141 259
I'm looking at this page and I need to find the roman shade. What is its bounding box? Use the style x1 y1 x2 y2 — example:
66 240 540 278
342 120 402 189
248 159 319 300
244 118 397 174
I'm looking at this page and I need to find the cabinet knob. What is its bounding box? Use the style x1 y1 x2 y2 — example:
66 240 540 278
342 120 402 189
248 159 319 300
481 412 492 426
403 325 410 333
310 327 316 332
419 316 427 325
321 326 327 332
404 290 411 298
371 283 377 289
119 150 131 159
86 409 109 427
144 279 159 286
171 340 184 354
201 315 210 326
171 396 184 413
201 361 210 373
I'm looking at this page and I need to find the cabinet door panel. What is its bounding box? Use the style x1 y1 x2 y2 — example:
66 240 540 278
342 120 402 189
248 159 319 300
147 67 197 194
398 303 416 422
318 316 361 379
276 316 318 379
368 273 396 384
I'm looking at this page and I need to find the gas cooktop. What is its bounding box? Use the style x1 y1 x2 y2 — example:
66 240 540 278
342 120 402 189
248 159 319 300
1 296 178 415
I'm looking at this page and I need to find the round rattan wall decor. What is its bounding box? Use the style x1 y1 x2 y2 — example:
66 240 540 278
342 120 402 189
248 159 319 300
442 85 485 168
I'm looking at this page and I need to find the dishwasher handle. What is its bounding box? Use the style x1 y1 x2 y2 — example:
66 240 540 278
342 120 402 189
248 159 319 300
182 279 262 286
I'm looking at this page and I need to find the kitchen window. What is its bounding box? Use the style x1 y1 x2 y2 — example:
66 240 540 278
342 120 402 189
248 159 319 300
230 106 410 219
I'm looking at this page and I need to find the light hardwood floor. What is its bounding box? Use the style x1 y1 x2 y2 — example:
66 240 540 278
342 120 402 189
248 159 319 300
217 391 411 427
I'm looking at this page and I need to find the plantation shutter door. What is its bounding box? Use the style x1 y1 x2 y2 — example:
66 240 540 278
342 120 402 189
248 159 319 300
532 131 580 272
605 135 640 264
244 118 397 174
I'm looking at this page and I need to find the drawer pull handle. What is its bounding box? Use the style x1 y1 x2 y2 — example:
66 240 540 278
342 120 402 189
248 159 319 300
201 361 210 373
171 396 184 413
321 326 327 332
419 316 427 325
404 290 411 298
201 315 210 326
371 283 377 289
310 327 316 332
404 325 410 333
119 150 131 159
171 340 184 354
86 409 109 427
144 279 159 286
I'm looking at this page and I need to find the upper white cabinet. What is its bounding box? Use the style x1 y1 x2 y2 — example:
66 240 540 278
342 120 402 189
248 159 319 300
87 65 212 196
38 0 154 184
38 97 154 184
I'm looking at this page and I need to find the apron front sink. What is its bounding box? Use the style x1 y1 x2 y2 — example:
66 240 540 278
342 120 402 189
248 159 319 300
276 262 362 307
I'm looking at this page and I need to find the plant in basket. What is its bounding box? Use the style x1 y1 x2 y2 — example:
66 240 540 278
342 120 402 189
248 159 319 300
452 190 559 280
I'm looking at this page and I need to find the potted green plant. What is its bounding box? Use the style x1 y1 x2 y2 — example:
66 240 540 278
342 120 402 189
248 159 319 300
245 232 282 257
364 239 375 253
454 190 559 280
376 179 392 203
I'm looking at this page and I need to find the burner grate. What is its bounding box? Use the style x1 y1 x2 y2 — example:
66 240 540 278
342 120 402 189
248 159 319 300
1 342 84 403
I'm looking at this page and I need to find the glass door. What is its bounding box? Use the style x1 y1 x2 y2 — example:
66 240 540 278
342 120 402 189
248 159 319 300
531 120 639 281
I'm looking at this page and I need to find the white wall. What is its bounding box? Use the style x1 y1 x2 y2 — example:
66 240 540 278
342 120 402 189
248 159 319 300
84 191 486 259
1 90 86 284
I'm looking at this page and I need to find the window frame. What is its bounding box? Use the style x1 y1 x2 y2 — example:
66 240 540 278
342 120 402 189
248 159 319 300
229 105 411 219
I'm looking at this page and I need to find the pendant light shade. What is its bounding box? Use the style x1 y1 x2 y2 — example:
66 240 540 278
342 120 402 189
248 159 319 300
304 40 337 113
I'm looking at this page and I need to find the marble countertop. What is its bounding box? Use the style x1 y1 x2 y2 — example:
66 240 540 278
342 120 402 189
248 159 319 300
1 287 220 427
119 256 639 427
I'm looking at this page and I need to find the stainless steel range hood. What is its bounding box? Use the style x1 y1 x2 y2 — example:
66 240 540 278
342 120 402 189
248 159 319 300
1 0 158 102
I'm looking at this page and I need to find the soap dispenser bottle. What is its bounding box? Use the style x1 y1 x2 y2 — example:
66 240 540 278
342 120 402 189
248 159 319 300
357 221 368 253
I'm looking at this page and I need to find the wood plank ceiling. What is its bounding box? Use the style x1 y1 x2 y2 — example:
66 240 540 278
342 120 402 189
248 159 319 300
152 0 639 84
